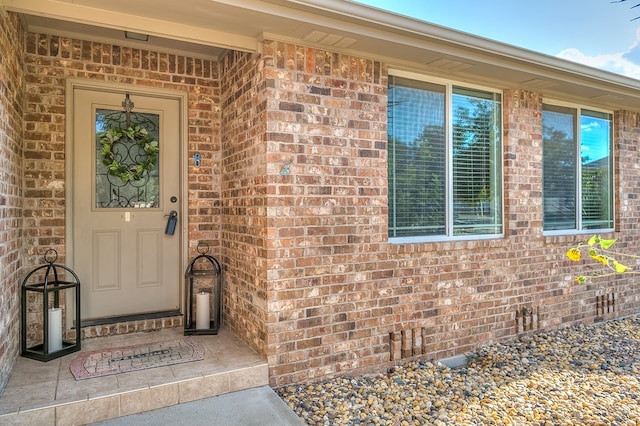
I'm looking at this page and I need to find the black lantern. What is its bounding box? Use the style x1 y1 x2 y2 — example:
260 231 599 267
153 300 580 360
21 249 81 361
184 242 222 335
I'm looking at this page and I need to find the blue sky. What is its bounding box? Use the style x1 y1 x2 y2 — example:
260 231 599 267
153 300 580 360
354 0 640 79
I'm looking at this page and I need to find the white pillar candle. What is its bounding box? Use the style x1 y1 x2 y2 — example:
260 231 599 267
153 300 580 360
196 292 210 330
48 308 63 353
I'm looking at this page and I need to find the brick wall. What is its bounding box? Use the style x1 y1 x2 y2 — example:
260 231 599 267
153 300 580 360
612 110 640 312
252 42 640 386
219 50 269 354
0 10 25 392
258 41 390 384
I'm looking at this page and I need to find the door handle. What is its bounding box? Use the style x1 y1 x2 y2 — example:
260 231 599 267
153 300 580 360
165 210 177 235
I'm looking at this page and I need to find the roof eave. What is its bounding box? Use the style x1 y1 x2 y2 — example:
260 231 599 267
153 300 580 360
4 0 640 111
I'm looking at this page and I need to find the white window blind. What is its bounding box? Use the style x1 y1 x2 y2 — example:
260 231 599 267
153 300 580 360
542 105 577 231
388 75 502 240
542 104 613 232
580 109 613 230
452 87 502 236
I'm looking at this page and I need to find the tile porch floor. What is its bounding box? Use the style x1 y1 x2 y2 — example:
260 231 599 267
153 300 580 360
0 327 268 425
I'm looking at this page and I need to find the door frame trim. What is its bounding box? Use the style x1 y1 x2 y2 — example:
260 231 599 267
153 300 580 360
65 78 189 318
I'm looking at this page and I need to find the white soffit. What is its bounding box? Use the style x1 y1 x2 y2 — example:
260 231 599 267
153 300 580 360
3 0 640 111
2 0 260 56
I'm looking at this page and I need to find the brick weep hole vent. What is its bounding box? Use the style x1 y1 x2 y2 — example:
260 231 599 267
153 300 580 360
596 292 617 320
515 306 539 333
390 299 618 359
389 328 432 361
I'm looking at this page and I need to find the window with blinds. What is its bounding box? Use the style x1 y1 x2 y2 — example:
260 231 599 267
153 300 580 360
388 75 503 241
452 87 502 236
542 104 613 233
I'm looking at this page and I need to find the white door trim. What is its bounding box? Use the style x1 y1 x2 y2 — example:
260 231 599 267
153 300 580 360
65 78 189 318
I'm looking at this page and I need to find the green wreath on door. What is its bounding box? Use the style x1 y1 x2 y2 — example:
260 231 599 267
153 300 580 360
98 125 159 183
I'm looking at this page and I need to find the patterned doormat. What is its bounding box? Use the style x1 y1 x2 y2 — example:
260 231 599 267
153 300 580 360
70 338 205 380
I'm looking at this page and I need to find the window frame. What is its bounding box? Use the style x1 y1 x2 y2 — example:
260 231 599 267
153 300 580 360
387 70 504 244
542 99 615 236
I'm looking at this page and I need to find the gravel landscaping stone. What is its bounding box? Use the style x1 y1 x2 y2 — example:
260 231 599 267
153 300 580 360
277 316 640 425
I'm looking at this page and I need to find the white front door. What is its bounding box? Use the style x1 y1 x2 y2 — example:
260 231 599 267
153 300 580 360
71 87 182 320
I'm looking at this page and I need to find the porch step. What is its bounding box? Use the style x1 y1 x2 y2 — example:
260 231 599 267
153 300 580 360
0 327 268 425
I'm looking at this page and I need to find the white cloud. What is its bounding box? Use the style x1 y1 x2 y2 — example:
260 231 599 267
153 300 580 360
581 121 601 132
557 48 640 79
556 29 640 80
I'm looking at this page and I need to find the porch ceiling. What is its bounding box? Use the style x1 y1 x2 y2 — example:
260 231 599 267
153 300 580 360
4 0 640 112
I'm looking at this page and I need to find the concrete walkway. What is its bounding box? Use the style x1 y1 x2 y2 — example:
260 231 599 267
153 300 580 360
90 386 305 426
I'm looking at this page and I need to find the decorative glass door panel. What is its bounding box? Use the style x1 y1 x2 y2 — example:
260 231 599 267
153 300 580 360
95 109 160 209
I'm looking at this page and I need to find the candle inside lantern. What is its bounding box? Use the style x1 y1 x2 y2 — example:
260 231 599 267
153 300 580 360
196 292 210 329
48 308 63 352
